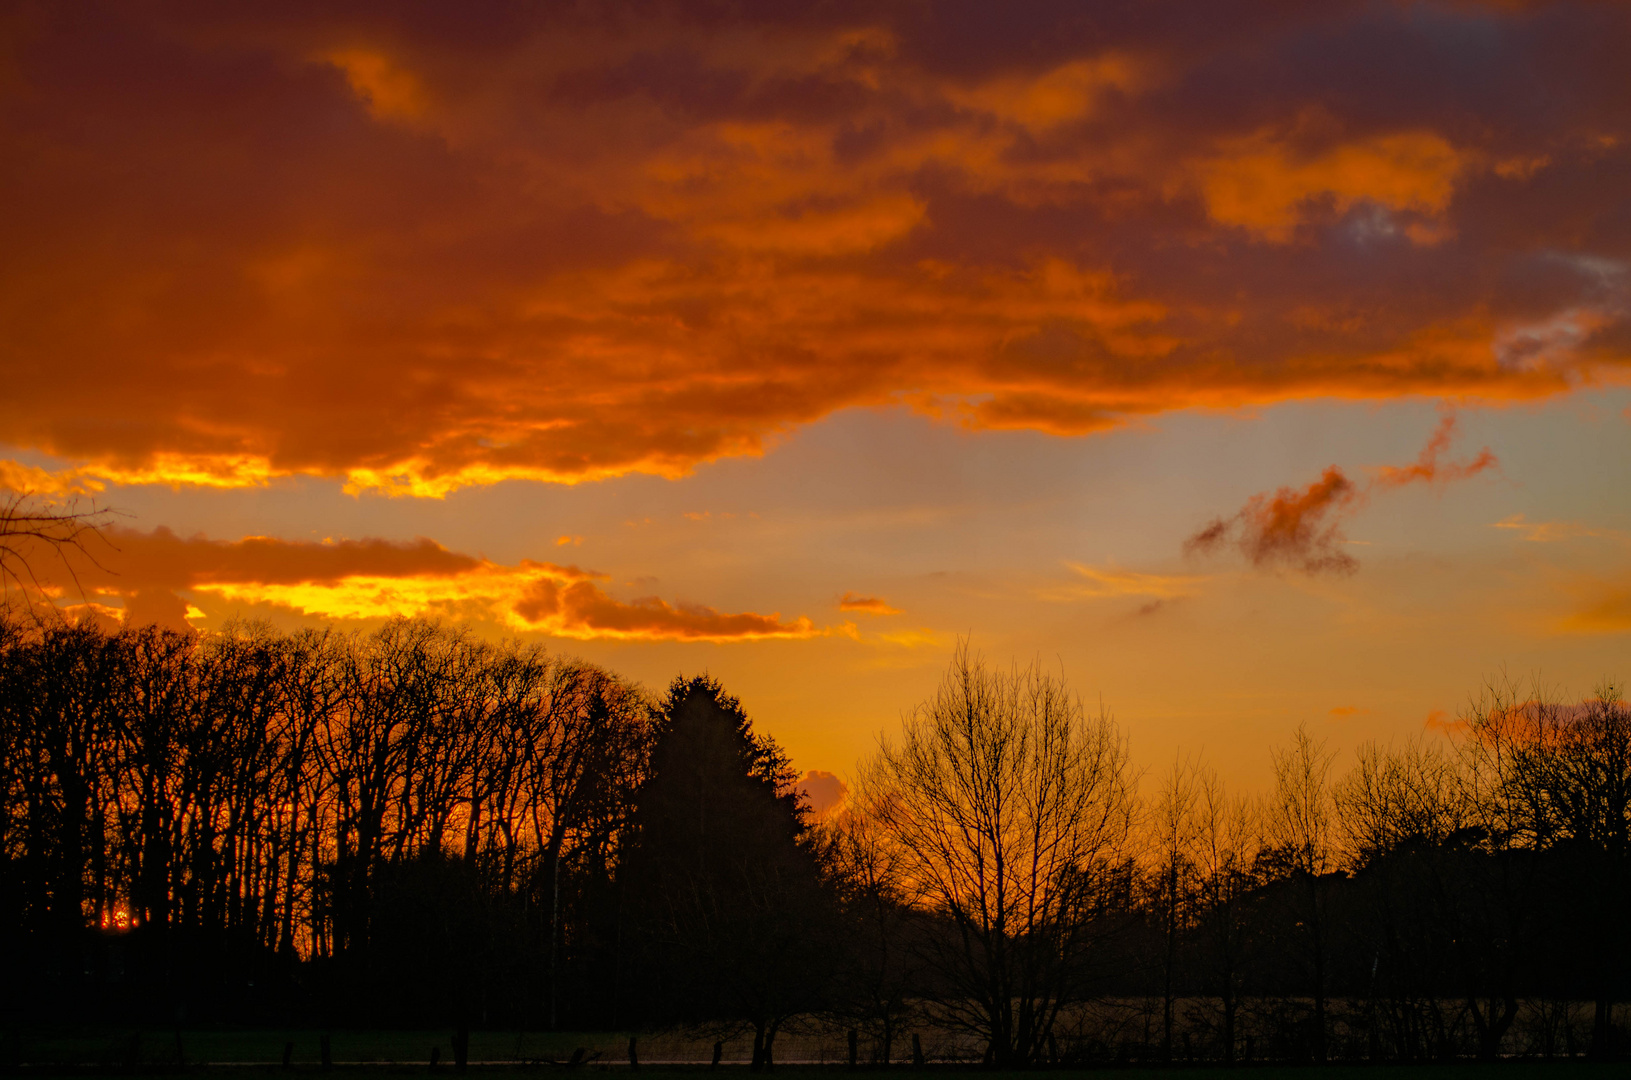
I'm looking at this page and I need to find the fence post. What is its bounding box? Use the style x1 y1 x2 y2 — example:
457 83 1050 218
452 1029 469 1072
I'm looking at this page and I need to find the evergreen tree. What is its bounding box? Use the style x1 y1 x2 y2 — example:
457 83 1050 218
622 675 835 1068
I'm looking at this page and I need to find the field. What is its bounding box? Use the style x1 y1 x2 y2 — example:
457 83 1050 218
3 1028 1625 1079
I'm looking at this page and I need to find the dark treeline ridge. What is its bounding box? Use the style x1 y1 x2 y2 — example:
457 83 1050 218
2 618 1629 1067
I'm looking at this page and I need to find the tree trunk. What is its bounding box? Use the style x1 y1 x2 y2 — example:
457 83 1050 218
1592 995 1613 1061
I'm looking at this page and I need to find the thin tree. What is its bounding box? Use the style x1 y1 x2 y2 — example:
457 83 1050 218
1189 769 1260 1065
1264 723 1338 1063
1149 756 1203 1063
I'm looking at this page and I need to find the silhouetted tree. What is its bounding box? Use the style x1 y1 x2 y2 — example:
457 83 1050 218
621 675 836 1069
1466 679 1631 1059
859 643 1137 1067
1261 724 1340 1063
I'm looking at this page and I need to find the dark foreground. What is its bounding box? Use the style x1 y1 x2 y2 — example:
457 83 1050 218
6 1067 1631 1080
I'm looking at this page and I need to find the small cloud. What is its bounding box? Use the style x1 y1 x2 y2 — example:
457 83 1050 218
1328 705 1369 721
1371 414 1498 490
1490 514 1605 543
797 769 849 817
1185 465 1360 575
876 628 946 649
1056 561 1205 600
1424 708 1468 734
556 534 583 546
1186 414 1496 575
839 592 901 615
683 511 710 521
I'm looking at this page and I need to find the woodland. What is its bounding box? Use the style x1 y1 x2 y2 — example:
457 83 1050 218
1 616 1628 1067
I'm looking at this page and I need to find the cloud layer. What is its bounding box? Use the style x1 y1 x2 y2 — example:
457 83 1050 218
2 3 1628 494
26 526 818 641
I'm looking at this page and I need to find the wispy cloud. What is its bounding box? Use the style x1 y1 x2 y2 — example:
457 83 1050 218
839 592 901 615
1490 514 1613 543
1186 414 1497 575
1045 562 1207 601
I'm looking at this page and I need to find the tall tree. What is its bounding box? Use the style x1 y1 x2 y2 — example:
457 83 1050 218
622 675 833 1069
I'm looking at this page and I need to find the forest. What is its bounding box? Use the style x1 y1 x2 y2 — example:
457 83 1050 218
2 615 1628 1066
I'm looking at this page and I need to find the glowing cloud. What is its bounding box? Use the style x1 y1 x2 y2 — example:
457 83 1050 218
0 5 1624 493
839 592 901 615
1199 129 1466 243
1058 562 1206 599
18 527 819 642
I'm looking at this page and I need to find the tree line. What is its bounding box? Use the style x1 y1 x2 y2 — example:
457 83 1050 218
2 617 1628 1065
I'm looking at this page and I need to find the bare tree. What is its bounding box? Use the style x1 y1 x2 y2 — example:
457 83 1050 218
823 799 924 1064
1264 723 1338 1062
1189 769 1260 1065
0 492 115 604
1149 756 1203 1062
1464 677 1631 1058
859 642 1137 1067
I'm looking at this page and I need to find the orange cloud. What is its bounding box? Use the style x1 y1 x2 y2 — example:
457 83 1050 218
839 592 901 615
0 6 1624 493
320 49 428 121
1199 128 1466 243
0 460 105 496
796 769 849 817
1373 414 1498 488
1187 465 1361 575
1055 562 1206 600
1424 708 1469 735
1489 514 1610 543
1186 414 1498 574
14 526 818 642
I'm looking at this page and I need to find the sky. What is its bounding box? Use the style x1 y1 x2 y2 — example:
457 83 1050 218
2 0 1628 794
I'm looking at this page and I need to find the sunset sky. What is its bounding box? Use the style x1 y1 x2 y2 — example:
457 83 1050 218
4 1 1628 791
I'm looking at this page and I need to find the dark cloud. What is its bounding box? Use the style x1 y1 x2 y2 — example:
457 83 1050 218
0 2 1625 493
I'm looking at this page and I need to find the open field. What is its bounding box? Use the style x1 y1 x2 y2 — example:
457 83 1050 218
5 1065 1631 1080
3 1029 1625 1078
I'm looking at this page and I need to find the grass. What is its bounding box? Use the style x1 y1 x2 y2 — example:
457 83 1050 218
6 1066 1631 1079
7 1030 1623 1077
